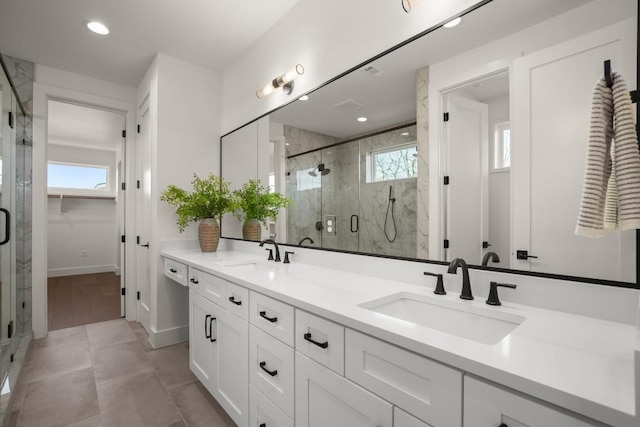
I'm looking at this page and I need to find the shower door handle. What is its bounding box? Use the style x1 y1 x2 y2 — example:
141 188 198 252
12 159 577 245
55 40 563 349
350 215 359 233
0 208 10 245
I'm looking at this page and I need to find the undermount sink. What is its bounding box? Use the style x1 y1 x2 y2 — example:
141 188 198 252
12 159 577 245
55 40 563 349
216 259 282 273
359 292 525 345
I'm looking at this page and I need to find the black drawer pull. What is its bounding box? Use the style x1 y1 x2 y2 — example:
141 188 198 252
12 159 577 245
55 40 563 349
259 311 277 323
259 361 278 377
228 296 242 306
169 268 177 273
499 424 508 427
304 332 328 349
209 316 216 342
259 424 265 427
190 277 199 284
205 314 211 339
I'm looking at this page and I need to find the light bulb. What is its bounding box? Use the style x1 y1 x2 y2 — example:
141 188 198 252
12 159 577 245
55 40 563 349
85 21 110 35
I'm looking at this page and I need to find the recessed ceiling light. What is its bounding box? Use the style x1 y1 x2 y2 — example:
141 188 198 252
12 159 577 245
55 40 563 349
357 117 368 122
443 17 462 28
84 20 110 35
298 95 309 101
400 132 410 136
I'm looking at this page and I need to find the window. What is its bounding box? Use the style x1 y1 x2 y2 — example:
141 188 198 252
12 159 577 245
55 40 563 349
493 122 511 170
368 142 418 182
47 162 110 195
296 168 321 191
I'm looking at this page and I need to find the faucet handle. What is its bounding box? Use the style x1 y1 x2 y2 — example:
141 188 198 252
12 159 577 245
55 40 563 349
486 282 517 306
265 248 274 261
284 251 295 264
424 272 446 295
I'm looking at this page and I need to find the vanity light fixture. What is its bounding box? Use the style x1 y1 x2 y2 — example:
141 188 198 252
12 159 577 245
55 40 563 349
256 64 305 98
401 0 426 13
84 20 110 35
443 17 462 28
299 95 309 101
357 117 368 122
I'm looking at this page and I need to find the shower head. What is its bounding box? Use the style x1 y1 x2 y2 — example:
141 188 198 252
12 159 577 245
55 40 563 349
317 163 331 176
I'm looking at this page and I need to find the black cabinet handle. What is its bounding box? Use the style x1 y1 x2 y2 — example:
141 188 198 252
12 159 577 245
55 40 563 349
259 424 266 427
190 277 199 284
259 311 277 323
499 424 508 427
209 316 216 342
169 268 177 273
228 296 242 306
259 361 278 377
304 332 328 349
0 208 9 245
205 314 211 339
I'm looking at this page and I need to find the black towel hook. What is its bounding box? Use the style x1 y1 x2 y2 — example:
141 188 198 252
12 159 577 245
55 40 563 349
604 59 613 88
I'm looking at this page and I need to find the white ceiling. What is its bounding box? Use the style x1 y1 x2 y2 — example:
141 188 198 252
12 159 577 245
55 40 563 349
0 0 304 87
48 101 125 151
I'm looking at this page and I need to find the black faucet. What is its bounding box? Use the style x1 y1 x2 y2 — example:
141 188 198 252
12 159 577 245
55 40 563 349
259 239 281 262
298 237 314 246
447 258 473 300
481 251 500 267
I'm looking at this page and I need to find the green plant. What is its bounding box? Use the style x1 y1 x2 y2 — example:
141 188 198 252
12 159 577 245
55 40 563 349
160 173 236 232
234 179 291 227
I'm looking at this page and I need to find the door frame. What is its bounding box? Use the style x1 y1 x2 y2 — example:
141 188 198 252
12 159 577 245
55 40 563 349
32 83 136 339
428 59 512 262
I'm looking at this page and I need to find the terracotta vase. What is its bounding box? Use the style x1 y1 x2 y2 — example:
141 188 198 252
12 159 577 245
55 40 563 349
198 218 220 252
242 218 262 241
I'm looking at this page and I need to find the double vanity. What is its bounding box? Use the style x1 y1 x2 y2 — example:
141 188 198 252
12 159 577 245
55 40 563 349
162 242 638 427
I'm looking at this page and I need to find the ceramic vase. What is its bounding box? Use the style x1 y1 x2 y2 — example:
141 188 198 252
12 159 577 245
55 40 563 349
242 218 262 241
198 218 220 252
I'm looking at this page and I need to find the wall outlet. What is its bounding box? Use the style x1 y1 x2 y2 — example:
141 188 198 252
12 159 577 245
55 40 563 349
81 250 87 257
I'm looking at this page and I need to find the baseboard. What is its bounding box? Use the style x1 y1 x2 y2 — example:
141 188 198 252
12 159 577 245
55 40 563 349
47 264 117 277
149 324 189 348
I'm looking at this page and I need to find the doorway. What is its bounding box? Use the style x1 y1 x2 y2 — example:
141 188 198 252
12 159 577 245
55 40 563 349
46 100 127 330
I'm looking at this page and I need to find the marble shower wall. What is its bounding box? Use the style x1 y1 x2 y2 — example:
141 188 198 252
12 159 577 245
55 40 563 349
286 151 323 245
284 125 337 157
416 66 429 259
4 55 33 337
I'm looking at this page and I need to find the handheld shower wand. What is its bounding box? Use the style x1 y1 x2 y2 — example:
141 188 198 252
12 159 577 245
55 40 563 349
384 185 397 243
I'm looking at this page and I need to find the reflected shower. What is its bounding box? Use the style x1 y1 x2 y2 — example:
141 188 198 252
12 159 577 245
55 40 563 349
308 163 331 177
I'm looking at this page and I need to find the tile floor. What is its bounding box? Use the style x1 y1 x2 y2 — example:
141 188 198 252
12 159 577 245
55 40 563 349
7 319 237 427
48 273 122 331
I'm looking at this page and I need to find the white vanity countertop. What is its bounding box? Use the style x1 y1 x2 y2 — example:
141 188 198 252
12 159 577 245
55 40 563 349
162 248 637 426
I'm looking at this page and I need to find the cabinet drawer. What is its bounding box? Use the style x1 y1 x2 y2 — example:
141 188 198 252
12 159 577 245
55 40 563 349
345 329 462 427
164 258 187 286
250 291 294 346
226 281 249 321
193 269 226 308
295 309 344 375
249 326 294 418
394 407 433 427
249 385 294 427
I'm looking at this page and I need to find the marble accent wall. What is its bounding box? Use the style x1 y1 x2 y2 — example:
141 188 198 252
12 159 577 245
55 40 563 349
286 151 323 246
416 66 429 258
358 125 417 258
284 125 337 157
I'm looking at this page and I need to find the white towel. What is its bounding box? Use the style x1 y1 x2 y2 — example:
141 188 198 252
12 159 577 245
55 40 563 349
576 71 640 237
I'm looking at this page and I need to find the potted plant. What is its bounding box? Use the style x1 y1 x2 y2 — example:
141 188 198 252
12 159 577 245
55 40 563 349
160 173 235 252
234 179 291 241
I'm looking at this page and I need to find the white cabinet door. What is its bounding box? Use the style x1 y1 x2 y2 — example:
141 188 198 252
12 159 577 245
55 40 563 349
395 407 433 427
215 307 249 427
464 376 596 426
189 291 219 395
295 352 392 427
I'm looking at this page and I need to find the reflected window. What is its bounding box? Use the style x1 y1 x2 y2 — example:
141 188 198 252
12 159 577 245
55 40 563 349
493 122 511 170
296 168 321 191
47 162 110 194
368 143 418 182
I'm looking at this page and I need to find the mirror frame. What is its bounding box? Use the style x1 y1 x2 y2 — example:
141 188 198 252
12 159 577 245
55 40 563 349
220 0 640 290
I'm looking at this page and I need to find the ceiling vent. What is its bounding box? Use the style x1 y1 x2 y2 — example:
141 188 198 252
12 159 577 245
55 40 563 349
363 65 384 77
332 98 366 112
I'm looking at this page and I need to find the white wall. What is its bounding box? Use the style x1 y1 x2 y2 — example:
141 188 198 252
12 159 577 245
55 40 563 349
220 0 485 134
142 53 222 344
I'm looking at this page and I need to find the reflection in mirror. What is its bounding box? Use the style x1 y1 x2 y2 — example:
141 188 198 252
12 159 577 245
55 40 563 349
221 0 637 285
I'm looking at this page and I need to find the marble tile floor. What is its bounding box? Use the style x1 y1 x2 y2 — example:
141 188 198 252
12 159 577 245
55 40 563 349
7 319 236 427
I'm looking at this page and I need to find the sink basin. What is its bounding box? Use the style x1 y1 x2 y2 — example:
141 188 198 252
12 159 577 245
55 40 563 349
359 292 525 345
216 259 281 273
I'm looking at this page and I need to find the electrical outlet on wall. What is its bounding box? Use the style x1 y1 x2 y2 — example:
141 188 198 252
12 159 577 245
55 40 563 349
81 250 87 257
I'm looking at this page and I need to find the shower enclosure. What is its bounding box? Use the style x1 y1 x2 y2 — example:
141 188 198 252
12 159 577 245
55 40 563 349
286 124 418 258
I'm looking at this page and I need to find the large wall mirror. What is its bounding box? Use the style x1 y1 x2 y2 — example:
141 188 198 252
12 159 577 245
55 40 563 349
221 0 638 286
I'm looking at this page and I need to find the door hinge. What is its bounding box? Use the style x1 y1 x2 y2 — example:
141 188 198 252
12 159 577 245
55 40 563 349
121 182 126 191
443 239 450 249
122 130 126 138
136 180 140 189
121 288 126 296
137 291 141 300
137 124 141 133
7 320 13 339
8 111 14 129
10 354 13 363
121 235 126 243
22 301 25 309
443 112 449 122
443 176 450 185
136 236 141 245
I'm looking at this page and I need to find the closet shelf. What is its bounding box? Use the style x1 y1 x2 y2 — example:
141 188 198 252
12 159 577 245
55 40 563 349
47 194 115 201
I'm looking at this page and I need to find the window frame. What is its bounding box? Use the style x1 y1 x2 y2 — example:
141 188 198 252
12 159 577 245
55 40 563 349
492 121 511 172
367 141 418 183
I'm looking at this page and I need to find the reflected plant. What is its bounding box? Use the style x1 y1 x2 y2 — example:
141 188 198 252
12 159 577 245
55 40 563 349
234 179 291 227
